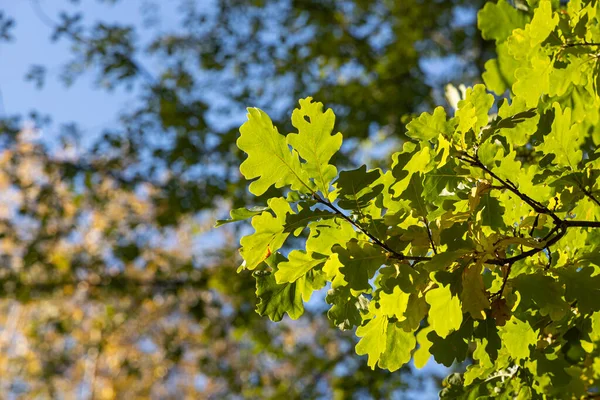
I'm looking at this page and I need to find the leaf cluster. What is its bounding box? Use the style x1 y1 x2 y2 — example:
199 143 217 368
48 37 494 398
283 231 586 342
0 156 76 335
231 1 600 396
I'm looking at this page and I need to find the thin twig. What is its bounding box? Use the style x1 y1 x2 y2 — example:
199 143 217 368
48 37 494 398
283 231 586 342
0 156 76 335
317 150 600 297
541 224 560 242
565 220 600 228
458 153 562 224
545 247 552 271
492 262 512 300
580 184 600 208
423 217 437 255
312 193 429 263
490 226 567 298
563 41 600 48
488 224 567 267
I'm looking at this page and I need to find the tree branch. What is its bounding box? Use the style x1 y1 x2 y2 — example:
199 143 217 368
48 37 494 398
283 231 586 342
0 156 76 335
562 41 600 48
579 184 600 208
455 151 600 298
312 193 429 263
423 217 438 255
311 150 599 298
458 153 562 224
565 220 600 228
487 225 568 267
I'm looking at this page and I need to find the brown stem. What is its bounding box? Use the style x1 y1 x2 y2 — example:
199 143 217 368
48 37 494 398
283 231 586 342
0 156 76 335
310 150 600 293
580 184 600 208
423 217 438 255
565 220 600 228
312 193 428 263
458 153 562 225
489 226 567 298
487 225 567 267
563 41 600 48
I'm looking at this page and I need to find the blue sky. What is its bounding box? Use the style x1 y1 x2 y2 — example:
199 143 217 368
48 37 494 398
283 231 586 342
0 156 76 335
0 1 475 138
0 0 178 141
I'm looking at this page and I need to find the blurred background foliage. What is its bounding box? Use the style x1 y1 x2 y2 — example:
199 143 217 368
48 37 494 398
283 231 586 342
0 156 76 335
0 0 492 398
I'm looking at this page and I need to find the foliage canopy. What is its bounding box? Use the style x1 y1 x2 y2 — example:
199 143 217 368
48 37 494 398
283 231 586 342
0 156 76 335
0 0 490 397
231 0 600 397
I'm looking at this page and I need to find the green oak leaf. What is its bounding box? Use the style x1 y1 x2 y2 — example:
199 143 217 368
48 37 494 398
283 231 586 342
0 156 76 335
288 97 343 197
513 273 569 320
421 161 467 207
323 253 347 288
507 0 558 60
478 193 506 229
306 219 357 256
460 263 490 320
214 206 270 227
333 165 383 210
390 143 433 196
335 239 387 292
549 55 587 97
274 250 325 284
428 320 473 367
535 102 583 169
590 311 600 342
355 316 388 369
406 106 454 142
488 150 553 204
414 326 434 369
569 189 600 223
421 250 468 272
483 42 520 95
403 173 428 218
526 349 573 390
326 287 368 330
518 164 554 204
378 286 411 321
296 268 327 302
425 284 463 338
239 198 292 270
238 107 312 195
477 0 527 43
512 53 551 108
477 138 501 168
402 294 428 332
557 267 600 315
496 97 539 146
283 207 336 233
488 148 519 181
378 321 416 372
473 317 502 362
464 339 495 385
526 0 558 46
439 222 472 252
482 58 507 95
378 263 427 294
434 267 465 296
501 318 538 361
455 84 494 135
254 268 304 322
